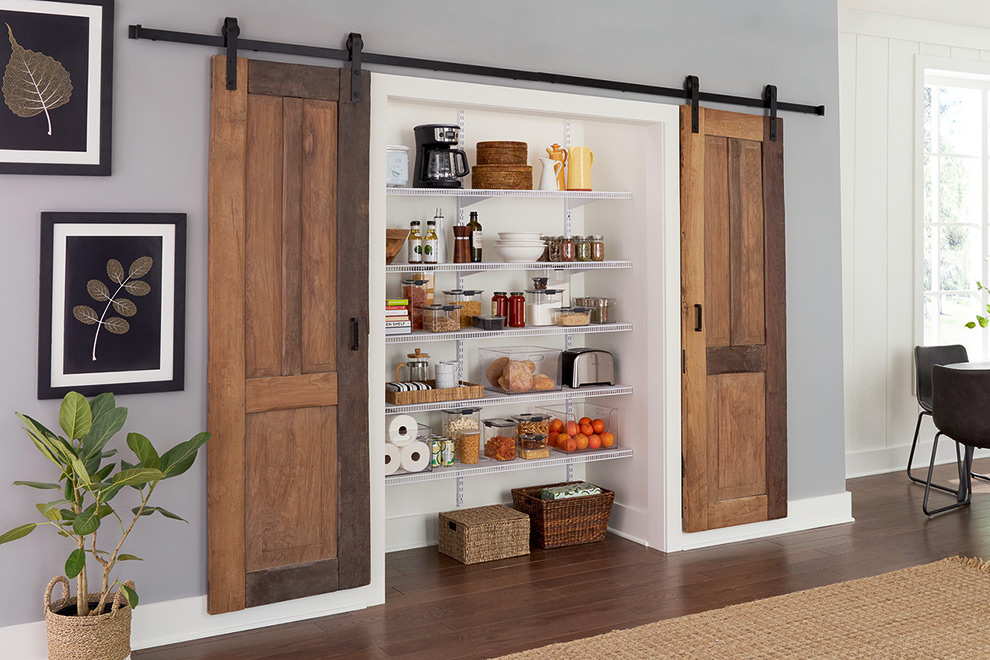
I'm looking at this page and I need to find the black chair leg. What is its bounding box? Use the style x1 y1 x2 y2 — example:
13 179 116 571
908 410 960 494
923 433 973 516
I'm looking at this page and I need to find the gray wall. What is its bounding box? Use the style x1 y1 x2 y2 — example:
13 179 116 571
0 0 844 626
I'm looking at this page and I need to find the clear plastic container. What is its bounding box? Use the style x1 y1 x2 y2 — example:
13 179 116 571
541 402 618 453
472 315 506 330
443 289 484 328
552 306 591 327
455 429 481 464
401 279 429 330
482 418 517 461
421 304 462 332
512 413 552 437
525 289 562 327
517 432 550 460
477 345 562 393
442 408 482 439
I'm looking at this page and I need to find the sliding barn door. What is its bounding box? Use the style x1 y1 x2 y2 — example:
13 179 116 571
207 56 370 613
680 105 786 533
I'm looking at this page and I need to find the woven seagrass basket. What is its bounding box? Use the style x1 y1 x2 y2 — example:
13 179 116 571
476 141 528 165
471 164 533 190
511 481 614 549
45 576 133 660
438 504 530 564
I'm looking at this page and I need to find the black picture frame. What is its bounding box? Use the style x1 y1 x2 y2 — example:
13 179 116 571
39 212 186 399
0 0 113 175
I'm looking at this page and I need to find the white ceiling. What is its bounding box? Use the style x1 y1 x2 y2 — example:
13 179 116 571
839 0 990 30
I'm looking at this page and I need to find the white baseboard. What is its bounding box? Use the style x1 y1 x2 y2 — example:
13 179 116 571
846 443 990 479
607 501 649 547
0 585 383 659
666 491 855 552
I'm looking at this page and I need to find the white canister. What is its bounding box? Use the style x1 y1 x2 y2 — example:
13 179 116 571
386 145 410 187
435 360 459 389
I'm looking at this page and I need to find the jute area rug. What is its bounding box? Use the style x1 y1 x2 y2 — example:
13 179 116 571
495 557 990 659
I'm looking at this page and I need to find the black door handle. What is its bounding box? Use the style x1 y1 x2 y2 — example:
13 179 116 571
351 318 360 351
694 304 703 332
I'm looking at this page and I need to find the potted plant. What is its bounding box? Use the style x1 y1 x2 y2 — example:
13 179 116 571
0 391 209 660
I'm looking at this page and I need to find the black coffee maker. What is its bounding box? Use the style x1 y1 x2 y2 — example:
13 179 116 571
413 124 470 188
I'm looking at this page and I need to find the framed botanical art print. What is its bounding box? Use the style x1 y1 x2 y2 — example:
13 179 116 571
0 0 113 175
39 212 186 399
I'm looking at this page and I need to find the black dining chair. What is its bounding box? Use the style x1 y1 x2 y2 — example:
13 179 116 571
907 345 968 493
923 365 990 516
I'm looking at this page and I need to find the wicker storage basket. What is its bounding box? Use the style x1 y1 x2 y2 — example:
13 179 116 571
385 380 484 406
438 504 530 564
476 141 528 165
471 164 533 190
511 481 615 549
45 576 133 660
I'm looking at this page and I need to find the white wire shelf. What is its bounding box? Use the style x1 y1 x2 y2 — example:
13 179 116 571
385 322 632 344
385 447 634 485
385 260 632 274
386 187 633 209
384 384 633 415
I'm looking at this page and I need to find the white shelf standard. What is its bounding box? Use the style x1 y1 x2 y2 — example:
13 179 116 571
385 322 632 344
385 260 632 274
385 384 633 415
386 187 633 209
385 447 634 485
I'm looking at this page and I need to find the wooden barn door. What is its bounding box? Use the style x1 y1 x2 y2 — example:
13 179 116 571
207 56 370 613
680 106 786 533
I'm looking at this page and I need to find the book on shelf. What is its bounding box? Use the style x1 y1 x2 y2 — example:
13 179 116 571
385 327 412 335
385 309 410 317
385 299 409 307
385 320 411 328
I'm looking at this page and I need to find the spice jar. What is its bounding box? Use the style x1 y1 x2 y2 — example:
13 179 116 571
491 291 508 317
508 292 526 327
421 304 462 332
444 289 484 328
531 277 548 290
575 235 592 262
452 225 471 264
525 289 562 327
590 234 605 261
539 236 552 262
559 235 576 262
401 279 429 330
547 236 563 262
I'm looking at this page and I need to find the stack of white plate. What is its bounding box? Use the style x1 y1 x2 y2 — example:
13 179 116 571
494 232 544 262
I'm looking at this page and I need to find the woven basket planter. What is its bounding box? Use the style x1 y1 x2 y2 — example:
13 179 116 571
45 576 134 660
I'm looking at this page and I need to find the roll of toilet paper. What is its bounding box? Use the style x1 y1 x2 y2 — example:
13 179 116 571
384 442 401 476
400 441 431 473
387 414 418 447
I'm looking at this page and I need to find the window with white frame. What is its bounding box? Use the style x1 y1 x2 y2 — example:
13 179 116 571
922 73 990 359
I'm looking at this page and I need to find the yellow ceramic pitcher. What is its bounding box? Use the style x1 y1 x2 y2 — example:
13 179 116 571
566 146 593 191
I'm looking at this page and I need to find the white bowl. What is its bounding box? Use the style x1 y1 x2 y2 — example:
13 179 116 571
495 243 545 262
498 232 542 240
495 240 544 246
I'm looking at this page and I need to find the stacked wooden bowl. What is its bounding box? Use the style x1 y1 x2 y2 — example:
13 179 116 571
473 141 532 190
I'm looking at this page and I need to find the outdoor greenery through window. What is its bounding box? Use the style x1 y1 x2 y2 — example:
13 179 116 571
923 73 990 360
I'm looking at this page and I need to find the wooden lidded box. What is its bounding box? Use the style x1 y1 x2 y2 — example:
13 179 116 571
438 504 530 564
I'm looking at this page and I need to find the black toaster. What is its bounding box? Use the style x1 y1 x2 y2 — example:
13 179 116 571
561 348 615 388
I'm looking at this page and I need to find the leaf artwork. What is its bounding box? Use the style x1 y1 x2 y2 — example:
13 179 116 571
2 24 73 136
74 257 153 361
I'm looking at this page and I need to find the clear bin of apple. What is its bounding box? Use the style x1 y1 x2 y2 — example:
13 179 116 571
548 415 615 453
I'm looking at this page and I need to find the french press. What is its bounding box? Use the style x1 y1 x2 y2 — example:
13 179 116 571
395 348 431 383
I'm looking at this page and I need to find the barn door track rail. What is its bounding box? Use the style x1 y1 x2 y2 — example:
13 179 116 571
128 18 825 126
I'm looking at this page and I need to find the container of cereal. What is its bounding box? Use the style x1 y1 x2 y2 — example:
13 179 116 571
422 304 462 332
442 408 481 440
482 418 517 461
443 289 484 328
552 306 591 327
456 429 481 464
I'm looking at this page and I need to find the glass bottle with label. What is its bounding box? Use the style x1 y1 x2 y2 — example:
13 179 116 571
433 208 447 263
423 220 439 264
467 211 483 263
407 220 422 263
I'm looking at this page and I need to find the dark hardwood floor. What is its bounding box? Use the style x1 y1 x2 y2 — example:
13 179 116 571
135 459 990 660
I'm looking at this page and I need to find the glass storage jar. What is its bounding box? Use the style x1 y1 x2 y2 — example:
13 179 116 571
558 235 576 262
442 408 482 440
517 432 549 460
525 289 562 327
574 235 592 262
552 306 591 326
443 289 484 328
589 234 605 261
401 279 429 330
508 292 526 327
421 304 462 332
455 429 481 464
512 413 552 436
547 236 563 262
482 418 517 461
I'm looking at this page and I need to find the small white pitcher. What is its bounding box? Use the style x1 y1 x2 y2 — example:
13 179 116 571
539 158 564 191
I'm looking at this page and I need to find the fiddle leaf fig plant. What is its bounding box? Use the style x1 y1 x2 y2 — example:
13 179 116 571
0 391 209 616
964 281 990 329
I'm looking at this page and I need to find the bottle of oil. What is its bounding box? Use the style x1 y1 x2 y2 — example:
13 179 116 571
423 220 439 264
407 220 422 263
467 211 483 263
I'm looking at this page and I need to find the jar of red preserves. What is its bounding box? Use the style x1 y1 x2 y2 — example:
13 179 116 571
508 292 526 327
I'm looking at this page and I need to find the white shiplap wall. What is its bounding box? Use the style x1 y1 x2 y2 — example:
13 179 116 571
840 9 990 476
